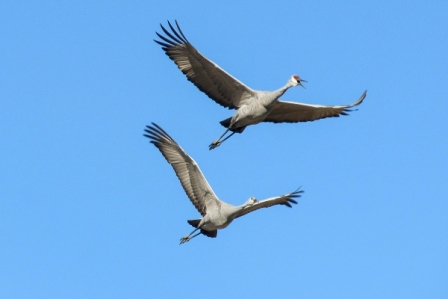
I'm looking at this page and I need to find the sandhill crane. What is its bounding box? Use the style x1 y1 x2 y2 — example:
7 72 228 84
144 123 303 244
154 21 367 150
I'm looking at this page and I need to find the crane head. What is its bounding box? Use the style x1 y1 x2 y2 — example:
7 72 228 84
246 197 258 206
291 75 306 88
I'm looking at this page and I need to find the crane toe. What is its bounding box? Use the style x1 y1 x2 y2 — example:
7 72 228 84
179 236 190 245
209 140 221 150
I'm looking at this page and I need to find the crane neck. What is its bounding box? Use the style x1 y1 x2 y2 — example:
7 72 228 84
222 201 252 219
271 82 294 99
257 83 293 107
232 203 250 214
280 79 297 94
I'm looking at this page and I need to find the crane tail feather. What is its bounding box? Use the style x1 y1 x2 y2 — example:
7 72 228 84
187 219 201 228
219 117 246 133
201 229 217 238
187 220 217 238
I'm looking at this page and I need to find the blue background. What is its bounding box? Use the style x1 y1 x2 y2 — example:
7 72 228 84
1 1 447 298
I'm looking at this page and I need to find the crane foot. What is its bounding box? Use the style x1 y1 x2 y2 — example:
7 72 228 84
209 140 221 150
179 236 190 245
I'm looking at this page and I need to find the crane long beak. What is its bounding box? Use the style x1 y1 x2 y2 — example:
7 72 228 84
299 80 306 89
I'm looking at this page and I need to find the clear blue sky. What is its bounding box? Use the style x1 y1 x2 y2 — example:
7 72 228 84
1 1 447 298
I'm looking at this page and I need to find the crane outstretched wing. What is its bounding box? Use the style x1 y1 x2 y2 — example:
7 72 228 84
235 188 303 219
144 123 220 216
154 20 255 109
264 90 367 123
